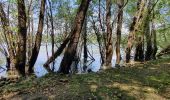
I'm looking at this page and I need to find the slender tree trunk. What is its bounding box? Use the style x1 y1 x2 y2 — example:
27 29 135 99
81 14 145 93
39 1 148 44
83 18 88 64
98 0 106 66
144 0 153 61
28 0 46 74
91 18 105 66
144 24 152 61
83 17 88 71
105 0 113 68
59 0 91 74
27 0 33 66
45 9 50 60
43 34 70 71
115 0 124 67
134 36 144 61
16 0 27 76
151 12 157 59
31 12 34 49
48 0 55 71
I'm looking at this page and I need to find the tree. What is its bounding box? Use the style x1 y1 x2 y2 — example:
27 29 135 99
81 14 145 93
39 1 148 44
144 0 158 60
83 17 88 71
47 0 55 71
144 0 153 61
0 0 27 77
151 11 157 59
105 0 113 68
134 36 144 61
59 0 91 74
115 0 124 67
16 0 27 76
0 3 15 73
28 0 46 74
125 0 146 63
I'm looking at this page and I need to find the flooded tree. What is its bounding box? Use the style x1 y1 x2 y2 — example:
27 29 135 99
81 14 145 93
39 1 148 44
28 0 46 74
59 0 91 74
83 17 88 71
0 0 27 77
47 0 55 71
0 3 16 74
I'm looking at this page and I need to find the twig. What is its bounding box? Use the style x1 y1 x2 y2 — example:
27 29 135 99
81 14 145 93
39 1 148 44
0 66 6 73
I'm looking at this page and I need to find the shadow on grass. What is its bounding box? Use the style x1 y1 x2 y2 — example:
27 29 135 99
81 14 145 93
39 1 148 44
0 58 170 99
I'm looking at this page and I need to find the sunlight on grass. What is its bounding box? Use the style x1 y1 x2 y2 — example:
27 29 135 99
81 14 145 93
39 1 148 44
1 58 170 99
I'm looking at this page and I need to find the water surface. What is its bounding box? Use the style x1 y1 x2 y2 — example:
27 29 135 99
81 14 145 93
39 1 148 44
0 44 127 77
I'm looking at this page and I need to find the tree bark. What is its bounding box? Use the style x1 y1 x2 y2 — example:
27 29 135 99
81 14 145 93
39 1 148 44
105 0 113 68
151 12 157 59
91 18 105 66
16 0 27 76
48 0 55 71
115 0 124 67
144 3 152 61
43 34 70 72
134 36 144 61
98 0 106 66
0 3 19 78
83 17 88 71
59 0 91 74
28 0 46 74
27 0 33 65
0 3 15 68
126 0 145 63
144 25 152 61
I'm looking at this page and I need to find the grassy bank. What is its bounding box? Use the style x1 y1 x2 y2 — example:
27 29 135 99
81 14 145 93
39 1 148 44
0 58 170 100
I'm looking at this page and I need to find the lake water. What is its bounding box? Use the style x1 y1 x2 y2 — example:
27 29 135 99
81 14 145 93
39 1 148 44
0 44 127 77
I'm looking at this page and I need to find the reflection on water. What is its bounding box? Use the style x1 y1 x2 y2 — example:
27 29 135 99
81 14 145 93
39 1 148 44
0 44 126 77
0 53 6 78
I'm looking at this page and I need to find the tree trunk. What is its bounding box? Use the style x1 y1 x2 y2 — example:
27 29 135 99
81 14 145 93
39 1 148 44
26 0 33 66
48 0 55 71
144 0 154 61
151 12 157 59
59 0 91 74
98 0 106 66
105 0 113 68
91 18 106 66
43 34 70 72
0 3 19 78
16 0 27 76
28 0 46 74
115 0 124 67
83 17 88 71
134 36 144 61
144 27 152 61
126 0 145 63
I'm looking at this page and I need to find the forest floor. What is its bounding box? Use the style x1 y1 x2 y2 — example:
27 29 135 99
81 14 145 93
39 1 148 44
0 58 170 100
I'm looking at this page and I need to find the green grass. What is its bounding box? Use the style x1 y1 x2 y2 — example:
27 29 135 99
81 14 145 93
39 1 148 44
0 58 170 99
